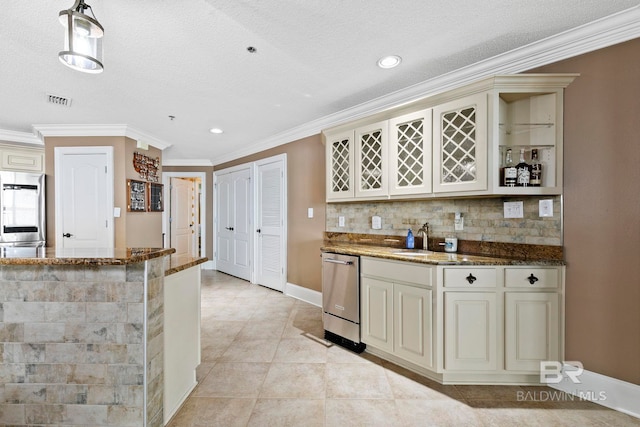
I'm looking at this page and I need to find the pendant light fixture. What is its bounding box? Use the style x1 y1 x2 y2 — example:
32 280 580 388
59 0 104 73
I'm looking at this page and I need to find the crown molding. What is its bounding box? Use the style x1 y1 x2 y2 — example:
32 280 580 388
211 5 640 166
0 129 43 146
162 158 214 167
32 124 172 150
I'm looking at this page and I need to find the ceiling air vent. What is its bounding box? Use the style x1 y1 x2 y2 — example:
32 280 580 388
46 93 72 107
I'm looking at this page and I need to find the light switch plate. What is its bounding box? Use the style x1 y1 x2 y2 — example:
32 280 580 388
307 207 314 218
372 215 382 229
539 199 554 217
504 201 524 218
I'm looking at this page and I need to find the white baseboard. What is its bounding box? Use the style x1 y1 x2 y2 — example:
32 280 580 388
550 365 640 419
284 282 322 307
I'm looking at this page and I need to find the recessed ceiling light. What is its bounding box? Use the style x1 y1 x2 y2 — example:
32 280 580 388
377 55 402 69
209 128 223 134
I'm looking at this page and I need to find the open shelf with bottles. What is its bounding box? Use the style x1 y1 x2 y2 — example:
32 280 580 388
493 88 565 195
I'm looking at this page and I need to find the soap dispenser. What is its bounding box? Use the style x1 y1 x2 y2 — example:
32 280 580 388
406 229 414 249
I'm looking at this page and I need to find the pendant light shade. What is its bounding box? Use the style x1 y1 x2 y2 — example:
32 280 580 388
59 0 104 73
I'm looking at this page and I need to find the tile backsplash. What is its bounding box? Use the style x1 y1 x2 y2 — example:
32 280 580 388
326 196 562 246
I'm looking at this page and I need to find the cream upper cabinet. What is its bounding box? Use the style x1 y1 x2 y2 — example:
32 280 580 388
325 130 355 200
324 74 577 201
432 92 488 194
354 121 388 198
0 145 44 173
489 75 576 195
388 109 432 196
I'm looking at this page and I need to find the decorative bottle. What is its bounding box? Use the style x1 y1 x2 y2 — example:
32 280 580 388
530 149 542 187
516 148 531 187
502 149 517 187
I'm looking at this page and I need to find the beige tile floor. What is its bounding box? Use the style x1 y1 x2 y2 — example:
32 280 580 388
167 270 640 427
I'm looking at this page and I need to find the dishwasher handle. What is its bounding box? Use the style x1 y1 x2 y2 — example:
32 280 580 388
323 258 354 266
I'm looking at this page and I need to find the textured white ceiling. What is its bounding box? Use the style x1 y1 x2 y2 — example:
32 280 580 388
0 1 638 164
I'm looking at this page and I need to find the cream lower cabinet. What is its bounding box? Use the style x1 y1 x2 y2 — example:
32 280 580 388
444 292 497 371
439 265 563 382
505 292 559 372
361 257 435 370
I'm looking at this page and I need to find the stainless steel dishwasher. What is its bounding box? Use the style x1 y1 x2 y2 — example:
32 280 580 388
322 252 365 353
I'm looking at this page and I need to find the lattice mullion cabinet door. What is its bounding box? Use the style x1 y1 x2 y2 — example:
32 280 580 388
388 109 432 196
355 121 389 198
325 130 356 201
432 92 488 194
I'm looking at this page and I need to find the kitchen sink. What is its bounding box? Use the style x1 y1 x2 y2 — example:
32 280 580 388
391 250 433 256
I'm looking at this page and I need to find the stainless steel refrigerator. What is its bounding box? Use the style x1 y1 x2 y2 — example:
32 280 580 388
0 171 45 252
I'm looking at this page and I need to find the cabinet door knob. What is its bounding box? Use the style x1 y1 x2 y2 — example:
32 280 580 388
527 274 539 285
256 229 261 233
466 273 477 284
62 233 73 238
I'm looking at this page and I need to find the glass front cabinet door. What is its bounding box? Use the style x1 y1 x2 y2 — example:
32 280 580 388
355 121 388 198
326 130 355 200
432 92 488 194
388 109 432 196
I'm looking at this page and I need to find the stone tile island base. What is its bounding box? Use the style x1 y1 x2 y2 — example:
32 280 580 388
0 250 171 426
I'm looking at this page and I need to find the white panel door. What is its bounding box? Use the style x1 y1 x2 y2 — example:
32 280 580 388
255 157 285 291
215 172 233 272
55 147 114 249
232 169 251 281
215 168 251 281
170 177 195 257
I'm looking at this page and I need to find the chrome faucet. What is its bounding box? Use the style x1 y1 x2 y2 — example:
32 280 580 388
417 222 429 250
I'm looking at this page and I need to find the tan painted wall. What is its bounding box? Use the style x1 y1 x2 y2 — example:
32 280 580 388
530 38 640 385
44 136 162 248
214 135 326 292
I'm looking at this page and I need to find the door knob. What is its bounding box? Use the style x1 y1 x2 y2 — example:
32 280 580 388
62 233 73 238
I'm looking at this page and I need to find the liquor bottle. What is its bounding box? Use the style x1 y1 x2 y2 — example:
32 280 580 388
516 148 531 187
530 149 542 187
502 149 517 187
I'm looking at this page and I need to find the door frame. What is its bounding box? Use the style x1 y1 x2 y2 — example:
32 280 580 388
162 171 207 259
54 146 115 249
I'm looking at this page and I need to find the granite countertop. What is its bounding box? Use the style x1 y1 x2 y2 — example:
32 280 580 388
165 254 208 276
0 247 175 266
321 242 565 266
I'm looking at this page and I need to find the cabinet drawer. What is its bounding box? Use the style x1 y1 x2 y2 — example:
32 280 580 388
361 257 432 287
505 267 559 289
443 267 497 288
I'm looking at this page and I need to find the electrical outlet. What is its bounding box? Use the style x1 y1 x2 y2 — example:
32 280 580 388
504 201 524 218
372 215 382 229
539 199 554 217
338 216 345 227
454 212 464 231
